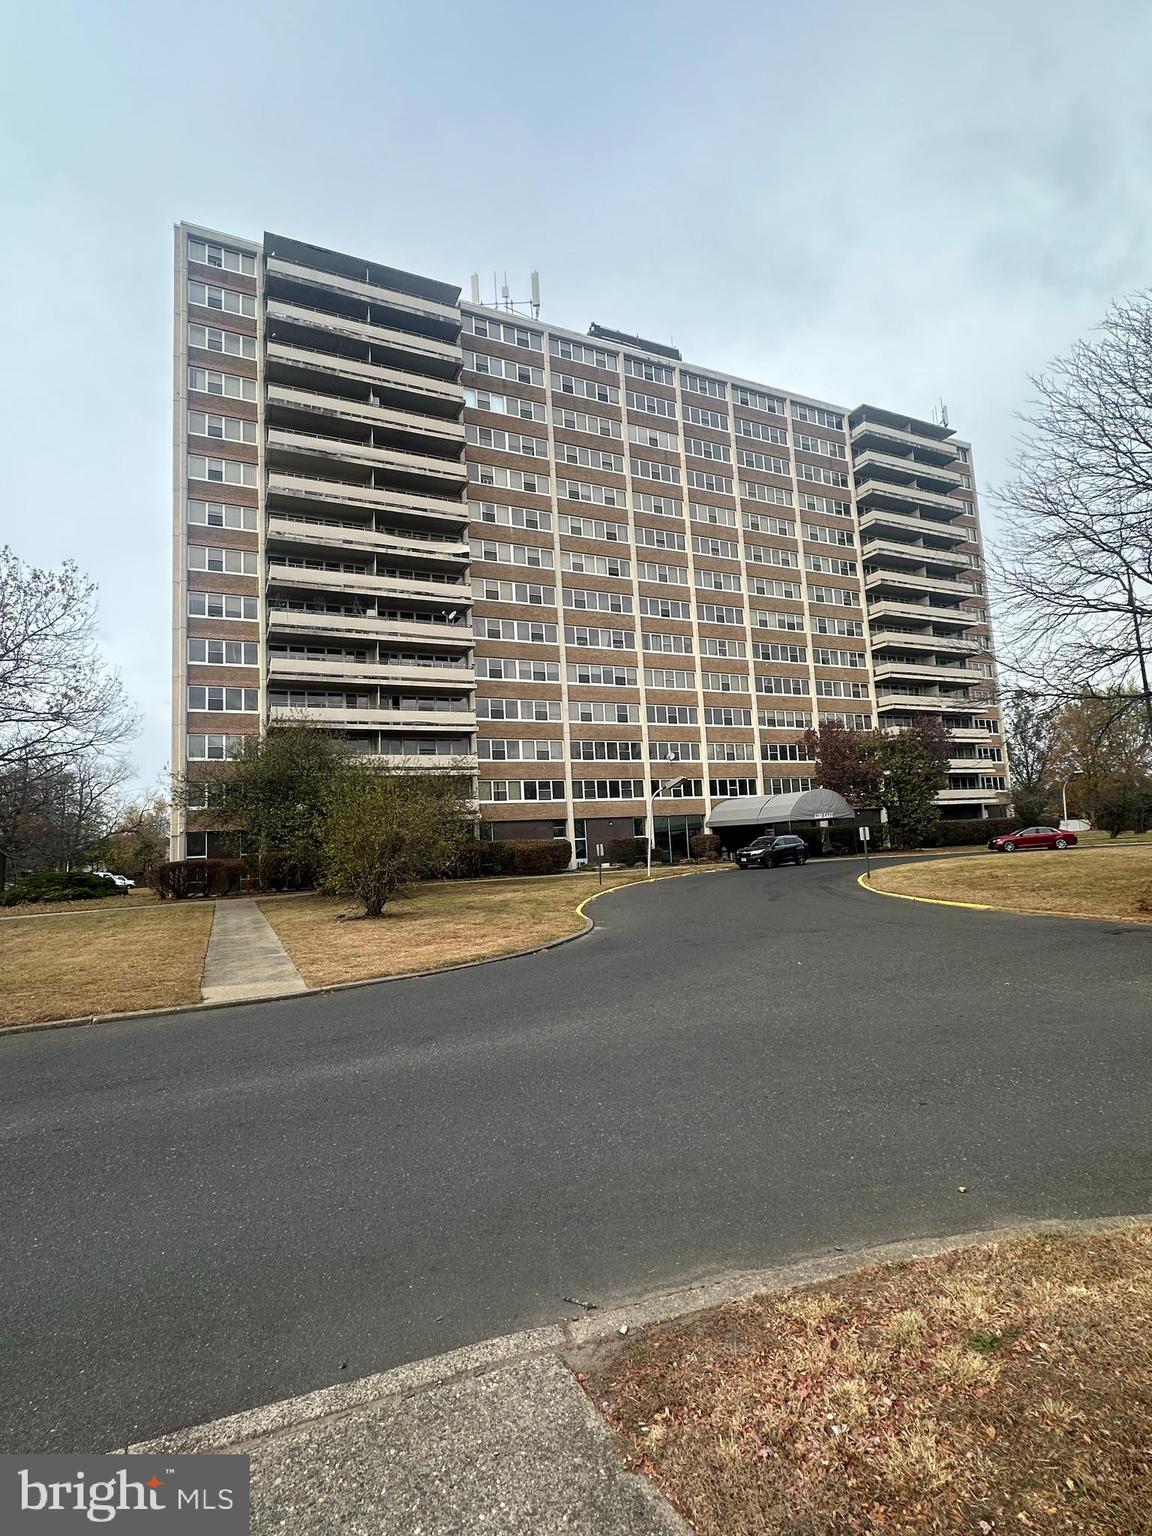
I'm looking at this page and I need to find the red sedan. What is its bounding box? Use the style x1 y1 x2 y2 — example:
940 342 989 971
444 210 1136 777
987 825 1078 852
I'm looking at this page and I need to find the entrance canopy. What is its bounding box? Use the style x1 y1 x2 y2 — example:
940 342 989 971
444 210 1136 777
706 787 855 830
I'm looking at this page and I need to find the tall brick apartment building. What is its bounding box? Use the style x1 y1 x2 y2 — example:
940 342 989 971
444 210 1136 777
172 223 1007 863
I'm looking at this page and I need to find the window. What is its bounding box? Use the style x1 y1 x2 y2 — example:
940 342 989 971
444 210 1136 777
755 610 804 632
467 463 548 494
757 676 809 695
476 657 560 682
649 741 700 760
565 588 633 615
733 386 784 414
631 458 681 484
687 470 732 493
188 545 257 575
813 648 866 668
478 579 555 605
629 423 679 452
759 709 812 729
627 391 677 418
648 704 697 724
567 663 637 686
478 738 564 761
188 591 257 620
464 314 543 351
796 463 850 488
189 237 256 276
626 357 676 384
463 350 544 387
471 539 554 568
792 402 843 429
553 407 621 438
639 596 691 619
549 336 617 368
554 442 625 472
188 367 256 401
556 477 627 508
476 618 557 643
742 513 794 537
738 450 789 475
562 551 630 577
708 741 755 761
795 433 846 460
761 743 811 762
754 642 806 663
685 437 731 462
187 733 248 759
188 410 257 444
643 632 694 653
464 388 546 422
187 499 256 531
472 500 551 531
702 672 749 693
188 639 259 665
749 576 803 599
690 503 737 528
650 778 704 797
806 553 858 577
573 780 646 800
465 424 549 457
799 493 851 518
693 535 738 559
741 481 793 505
699 604 743 626
821 712 872 730
559 513 627 542
571 740 644 761
711 777 758 797
746 544 799 569
808 585 861 607
736 418 788 444
765 776 814 794
187 685 259 712
704 706 752 726
570 700 640 723
637 561 689 586
480 780 565 802
803 523 854 547
682 372 726 399
815 680 870 698
645 668 696 690
553 372 619 404
476 698 562 722
189 281 256 317
564 625 634 650
188 454 257 488
636 525 686 551
684 406 727 430
635 493 683 517
812 616 863 636
188 323 256 359
701 637 746 658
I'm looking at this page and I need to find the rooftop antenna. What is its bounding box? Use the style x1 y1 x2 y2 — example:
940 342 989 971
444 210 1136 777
472 269 543 317
530 271 541 319
934 396 950 428
469 273 480 304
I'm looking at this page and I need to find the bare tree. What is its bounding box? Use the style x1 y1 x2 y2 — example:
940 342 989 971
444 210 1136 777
0 547 138 773
993 292 1152 733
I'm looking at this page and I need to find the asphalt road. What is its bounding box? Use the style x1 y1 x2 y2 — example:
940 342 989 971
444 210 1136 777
3 860 1150 1453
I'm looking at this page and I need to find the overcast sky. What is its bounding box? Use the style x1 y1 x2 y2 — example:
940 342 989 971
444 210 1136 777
2 0 1151 791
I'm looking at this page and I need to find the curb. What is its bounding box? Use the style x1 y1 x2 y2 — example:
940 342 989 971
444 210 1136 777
2 868 724 1039
127 1211 1150 1456
857 872 991 911
858 870 1152 925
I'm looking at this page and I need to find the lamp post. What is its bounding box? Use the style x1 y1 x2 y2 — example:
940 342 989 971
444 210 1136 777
646 750 686 878
1061 768 1084 827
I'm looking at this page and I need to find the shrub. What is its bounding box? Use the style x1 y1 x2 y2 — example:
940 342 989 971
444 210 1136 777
508 839 572 876
689 832 722 862
605 837 641 867
202 858 249 896
150 861 206 900
454 839 515 878
1 869 121 907
930 817 1016 847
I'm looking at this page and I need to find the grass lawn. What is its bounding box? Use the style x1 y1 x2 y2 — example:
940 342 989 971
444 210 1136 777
258 866 722 988
589 1225 1152 1536
867 845 1152 921
1 904 215 1027
0 886 161 917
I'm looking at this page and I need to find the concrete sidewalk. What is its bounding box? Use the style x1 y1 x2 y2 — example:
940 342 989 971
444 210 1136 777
200 898 307 1005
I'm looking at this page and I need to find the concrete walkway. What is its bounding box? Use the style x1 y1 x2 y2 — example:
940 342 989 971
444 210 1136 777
200 899 306 1005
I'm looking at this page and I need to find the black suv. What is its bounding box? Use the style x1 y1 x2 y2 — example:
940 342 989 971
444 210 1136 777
735 834 809 869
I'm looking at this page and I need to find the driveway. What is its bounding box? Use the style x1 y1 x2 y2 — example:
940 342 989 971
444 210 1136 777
2 860 1149 1452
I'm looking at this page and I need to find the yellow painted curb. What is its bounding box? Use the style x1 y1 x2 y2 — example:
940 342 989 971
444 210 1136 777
857 873 992 911
574 865 728 922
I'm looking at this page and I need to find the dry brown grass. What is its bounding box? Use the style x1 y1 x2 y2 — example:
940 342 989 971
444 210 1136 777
257 867 722 988
588 1226 1152 1536
868 845 1152 922
0 887 162 918
1 904 214 1027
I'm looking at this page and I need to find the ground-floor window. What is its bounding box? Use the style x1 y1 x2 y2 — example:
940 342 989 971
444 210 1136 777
632 814 705 864
570 818 588 863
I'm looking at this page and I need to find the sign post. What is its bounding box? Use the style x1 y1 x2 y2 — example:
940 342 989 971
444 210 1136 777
596 843 605 886
858 824 871 878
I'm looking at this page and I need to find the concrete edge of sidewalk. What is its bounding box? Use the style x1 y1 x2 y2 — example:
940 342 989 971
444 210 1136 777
126 1211 1149 1457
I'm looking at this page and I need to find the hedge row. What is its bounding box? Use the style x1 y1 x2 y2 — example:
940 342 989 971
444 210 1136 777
1 869 124 907
151 859 249 899
929 818 1016 847
454 839 573 878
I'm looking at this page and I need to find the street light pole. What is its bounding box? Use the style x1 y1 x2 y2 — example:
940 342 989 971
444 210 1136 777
1061 768 1084 827
646 750 685 878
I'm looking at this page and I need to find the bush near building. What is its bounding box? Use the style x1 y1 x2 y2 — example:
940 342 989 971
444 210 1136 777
930 818 1016 847
2 869 124 906
150 858 248 899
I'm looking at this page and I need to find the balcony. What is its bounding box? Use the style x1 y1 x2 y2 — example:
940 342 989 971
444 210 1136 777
265 384 465 449
266 608 473 647
948 755 1004 770
266 257 461 326
268 656 474 688
866 599 981 630
266 342 463 413
266 300 460 375
266 427 467 491
868 628 981 656
862 538 973 571
875 692 987 714
266 515 469 565
854 479 966 517
266 562 471 605
951 725 1002 741
873 659 988 687
851 449 966 492
849 408 957 460
269 704 476 732
864 569 973 599
936 785 1008 804
858 507 973 544
267 470 467 527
